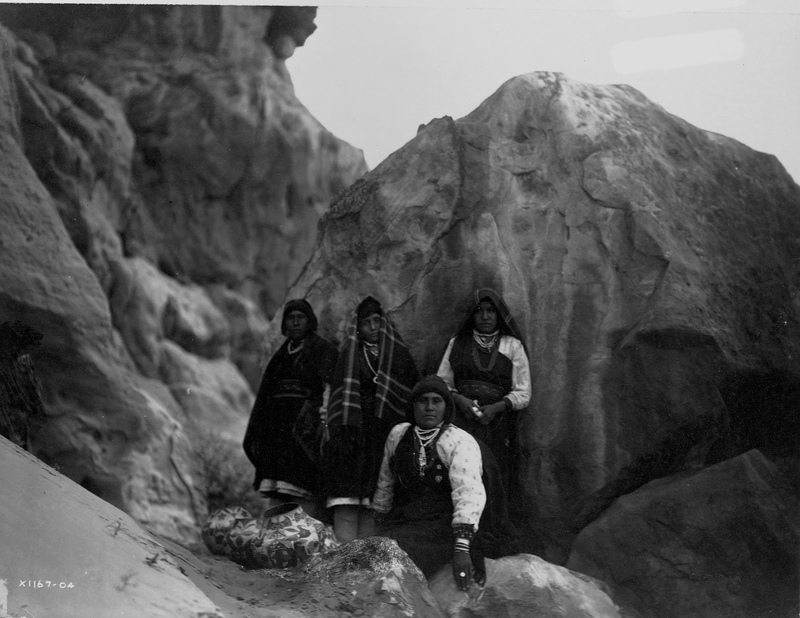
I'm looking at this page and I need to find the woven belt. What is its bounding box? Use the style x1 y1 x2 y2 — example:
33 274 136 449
272 379 312 399
455 379 506 403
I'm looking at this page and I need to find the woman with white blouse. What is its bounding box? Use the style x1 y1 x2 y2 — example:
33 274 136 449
372 375 511 590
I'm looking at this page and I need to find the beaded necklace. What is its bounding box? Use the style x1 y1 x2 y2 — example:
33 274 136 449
472 329 499 352
362 343 379 384
413 425 441 476
287 339 305 355
472 329 500 372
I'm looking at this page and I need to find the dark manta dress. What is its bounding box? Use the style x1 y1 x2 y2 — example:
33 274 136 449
243 331 338 497
438 289 531 500
376 427 513 579
320 346 411 502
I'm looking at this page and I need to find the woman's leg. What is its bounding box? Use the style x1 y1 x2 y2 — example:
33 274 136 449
296 497 320 521
357 507 375 539
333 505 360 543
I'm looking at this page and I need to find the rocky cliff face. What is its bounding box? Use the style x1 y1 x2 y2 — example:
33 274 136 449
2 7 798 616
0 5 366 543
286 71 800 578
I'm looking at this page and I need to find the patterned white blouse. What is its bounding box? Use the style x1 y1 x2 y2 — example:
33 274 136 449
437 335 531 410
372 422 486 528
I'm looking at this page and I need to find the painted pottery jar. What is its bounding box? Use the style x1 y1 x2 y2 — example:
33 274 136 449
224 516 263 567
201 506 252 555
251 502 339 569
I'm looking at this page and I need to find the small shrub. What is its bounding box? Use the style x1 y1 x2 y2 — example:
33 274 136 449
191 427 264 517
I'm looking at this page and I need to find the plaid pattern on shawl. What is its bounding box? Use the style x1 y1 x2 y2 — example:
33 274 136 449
326 303 417 429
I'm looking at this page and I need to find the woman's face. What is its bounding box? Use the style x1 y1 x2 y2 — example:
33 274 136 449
413 392 447 429
357 312 381 344
284 310 310 341
473 300 498 334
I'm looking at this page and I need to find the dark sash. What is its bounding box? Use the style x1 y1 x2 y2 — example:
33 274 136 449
455 379 506 404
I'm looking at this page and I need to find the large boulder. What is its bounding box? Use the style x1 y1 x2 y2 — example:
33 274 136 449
0 435 222 618
566 449 799 618
284 72 800 560
429 554 621 618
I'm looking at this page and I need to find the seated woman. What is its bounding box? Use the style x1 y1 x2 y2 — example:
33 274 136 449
243 299 338 517
372 375 512 590
322 296 419 543
436 288 531 495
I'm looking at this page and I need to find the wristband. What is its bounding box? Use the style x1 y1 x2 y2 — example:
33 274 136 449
452 523 475 541
454 538 470 553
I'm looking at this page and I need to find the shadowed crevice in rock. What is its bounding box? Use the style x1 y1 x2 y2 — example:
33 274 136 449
0 321 46 450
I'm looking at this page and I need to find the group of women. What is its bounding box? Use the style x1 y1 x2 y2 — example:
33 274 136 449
243 289 531 589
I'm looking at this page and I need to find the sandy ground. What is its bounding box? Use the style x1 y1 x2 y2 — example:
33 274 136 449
156 536 390 618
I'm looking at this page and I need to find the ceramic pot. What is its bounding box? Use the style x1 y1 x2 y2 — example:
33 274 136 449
224 516 263 567
201 506 252 555
250 502 338 569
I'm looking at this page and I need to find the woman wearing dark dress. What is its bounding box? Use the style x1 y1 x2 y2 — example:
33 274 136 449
321 296 419 543
242 299 338 516
436 288 531 497
372 375 513 590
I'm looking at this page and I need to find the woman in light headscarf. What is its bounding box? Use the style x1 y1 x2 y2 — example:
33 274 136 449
321 296 419 542
243 299 338 516
436 288 531 497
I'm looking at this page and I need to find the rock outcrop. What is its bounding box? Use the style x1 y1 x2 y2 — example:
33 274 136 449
302 537 446 618
284 72 800 565
0 435 223 618
566 449 799 618
429 554 621 618
0 5 366 544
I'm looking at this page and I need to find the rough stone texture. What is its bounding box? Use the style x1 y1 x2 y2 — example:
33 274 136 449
1 4 367 316
429 554 621 618
0 25 205 543
159 340 253 444
302 537 446 617
206 285 274 392
0 6 365 544
285 72 800 561
566 450 799 618
0 435 223 618
110 257 233 377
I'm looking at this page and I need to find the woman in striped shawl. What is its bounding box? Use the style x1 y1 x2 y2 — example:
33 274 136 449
321 296 419 542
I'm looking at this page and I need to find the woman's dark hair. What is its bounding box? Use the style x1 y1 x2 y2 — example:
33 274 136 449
409 375 457 426
280 299 318 335
356 296 383 321
455 288 520 340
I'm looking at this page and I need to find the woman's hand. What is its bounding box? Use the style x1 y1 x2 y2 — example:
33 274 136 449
453 393 479 419
452 551 473 591
477 401 506 425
